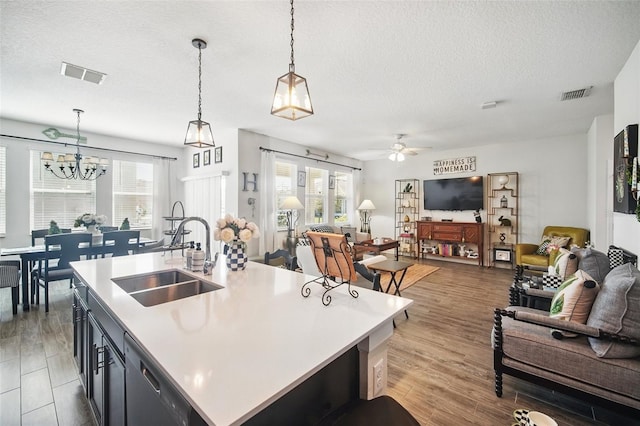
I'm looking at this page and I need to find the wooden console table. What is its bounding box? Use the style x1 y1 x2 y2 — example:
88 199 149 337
416 221 484 266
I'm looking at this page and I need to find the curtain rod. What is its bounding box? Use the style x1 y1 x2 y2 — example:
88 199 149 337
0 134 178 161
259 146 361 171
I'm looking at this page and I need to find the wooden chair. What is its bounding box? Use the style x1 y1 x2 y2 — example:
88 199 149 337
101 230 141 257
264 249 297 270
33 233 93 312
0 260 20 315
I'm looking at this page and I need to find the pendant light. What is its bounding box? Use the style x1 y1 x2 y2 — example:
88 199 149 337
271 0 313 120
41 109 108 180
184 38 215 148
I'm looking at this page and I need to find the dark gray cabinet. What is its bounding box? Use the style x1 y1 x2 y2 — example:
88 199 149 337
87 312 125 426
72 286 89 389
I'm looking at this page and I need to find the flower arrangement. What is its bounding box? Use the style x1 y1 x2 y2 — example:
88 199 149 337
74 213 107 228
214 214 260 244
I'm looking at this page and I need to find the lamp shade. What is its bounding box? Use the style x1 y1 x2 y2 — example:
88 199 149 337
357 200 376 211
279 196 304 210
184 119 215 148
271 69 313 121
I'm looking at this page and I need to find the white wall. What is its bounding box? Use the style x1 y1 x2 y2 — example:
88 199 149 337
362 134 589 244
613 39 640 255
0 118 184 248
587 114 614 249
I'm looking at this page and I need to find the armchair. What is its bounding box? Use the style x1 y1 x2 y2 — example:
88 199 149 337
515 226 589 278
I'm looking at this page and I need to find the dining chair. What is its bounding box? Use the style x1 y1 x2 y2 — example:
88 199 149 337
264 249 297 270
31 228 72 246
101 230 141 257
0 260 20 315
33 232 93 312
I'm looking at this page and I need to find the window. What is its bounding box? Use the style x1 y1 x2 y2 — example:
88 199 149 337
304 167 327 224
333 171 352 225
30 150 97 230
112 160 153 229
275 161 296 229
0 147 6 234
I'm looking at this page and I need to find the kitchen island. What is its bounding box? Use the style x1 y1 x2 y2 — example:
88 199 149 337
71 252 412 425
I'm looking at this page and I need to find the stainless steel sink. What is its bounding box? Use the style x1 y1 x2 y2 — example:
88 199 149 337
112 270 221 307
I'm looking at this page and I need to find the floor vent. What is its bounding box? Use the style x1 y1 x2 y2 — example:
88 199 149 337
60 62 107 85
560 86 592 101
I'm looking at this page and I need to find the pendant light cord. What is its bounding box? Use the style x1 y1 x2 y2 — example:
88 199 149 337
289 0 295 69
197 42 203 121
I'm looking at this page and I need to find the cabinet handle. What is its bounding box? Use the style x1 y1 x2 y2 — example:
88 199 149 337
141 364 161 394
93 344 105 375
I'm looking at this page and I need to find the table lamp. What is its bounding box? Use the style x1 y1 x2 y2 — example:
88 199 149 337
279 196 304 238
357 199 376 234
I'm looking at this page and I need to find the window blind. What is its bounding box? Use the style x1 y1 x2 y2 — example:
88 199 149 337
112 160 153 229
30 150 96 230
0 147 6 234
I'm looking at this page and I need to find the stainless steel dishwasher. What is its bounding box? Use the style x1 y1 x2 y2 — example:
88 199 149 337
124 333 206 426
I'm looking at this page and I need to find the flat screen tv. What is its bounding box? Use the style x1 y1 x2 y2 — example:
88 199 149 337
423 176 484 211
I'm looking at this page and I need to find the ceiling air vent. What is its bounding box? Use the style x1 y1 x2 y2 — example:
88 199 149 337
60 62 107 85
560 86 592 101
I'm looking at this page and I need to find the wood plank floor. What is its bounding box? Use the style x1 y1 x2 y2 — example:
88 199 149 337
0 258 638 425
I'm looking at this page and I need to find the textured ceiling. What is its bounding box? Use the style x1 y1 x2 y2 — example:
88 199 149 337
1 1 640 161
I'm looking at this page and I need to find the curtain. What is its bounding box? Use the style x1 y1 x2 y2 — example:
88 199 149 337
152 158 174 243
259 150 277 254
183 175 224 254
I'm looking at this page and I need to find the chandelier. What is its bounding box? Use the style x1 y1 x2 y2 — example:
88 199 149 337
41 109 108 180
271 0 313 120
184 38 215 148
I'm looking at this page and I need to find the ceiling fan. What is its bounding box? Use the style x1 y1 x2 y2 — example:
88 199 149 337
387 134 420 161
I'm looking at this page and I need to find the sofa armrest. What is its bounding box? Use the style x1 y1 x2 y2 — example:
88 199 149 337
495 308 639 344
515 243 538 265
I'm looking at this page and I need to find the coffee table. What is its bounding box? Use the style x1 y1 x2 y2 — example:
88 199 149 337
353 238 399 261
367 259 412 320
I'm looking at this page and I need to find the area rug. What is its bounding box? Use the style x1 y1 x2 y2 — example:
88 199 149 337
379 264 439 292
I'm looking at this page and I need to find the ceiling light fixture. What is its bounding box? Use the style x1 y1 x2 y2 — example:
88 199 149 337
271 0 313 120
41 109 108 180
388 152 405 162
184 38 215 148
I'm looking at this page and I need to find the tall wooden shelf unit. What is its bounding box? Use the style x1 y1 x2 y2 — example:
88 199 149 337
486 172 519 268
395 179 419 258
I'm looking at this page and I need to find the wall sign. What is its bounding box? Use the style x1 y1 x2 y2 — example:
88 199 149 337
433 156 476 175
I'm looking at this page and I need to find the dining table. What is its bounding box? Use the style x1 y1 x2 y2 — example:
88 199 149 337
1 236 158 311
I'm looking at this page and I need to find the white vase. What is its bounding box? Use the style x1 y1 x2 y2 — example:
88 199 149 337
87 224 101 235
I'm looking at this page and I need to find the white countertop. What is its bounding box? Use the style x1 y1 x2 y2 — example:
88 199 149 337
71 252 412 426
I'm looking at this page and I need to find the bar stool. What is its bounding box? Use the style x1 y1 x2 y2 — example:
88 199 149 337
317 395 420 426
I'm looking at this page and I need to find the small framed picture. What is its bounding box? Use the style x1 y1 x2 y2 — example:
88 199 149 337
297 170 306 187
203 149 211 166
329 175 335 190
214 146 223 163
193 153 200 168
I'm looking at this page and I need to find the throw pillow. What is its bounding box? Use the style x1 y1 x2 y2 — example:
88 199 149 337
570 247 611 283
340 226 358 243
586 263 640 358
550 248 579 280
544 234 572 248
310 225 335 234
536 239 552 255
549 270 599 326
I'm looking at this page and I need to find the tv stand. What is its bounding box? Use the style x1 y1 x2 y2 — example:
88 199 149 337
416 221 484 266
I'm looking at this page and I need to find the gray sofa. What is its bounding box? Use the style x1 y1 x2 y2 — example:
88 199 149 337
493 249 640 416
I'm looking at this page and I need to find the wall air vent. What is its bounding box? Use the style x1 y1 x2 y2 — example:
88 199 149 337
560 86 592 101
60 62 107 85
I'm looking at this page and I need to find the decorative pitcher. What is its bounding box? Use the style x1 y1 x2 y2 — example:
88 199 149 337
224 240 247 271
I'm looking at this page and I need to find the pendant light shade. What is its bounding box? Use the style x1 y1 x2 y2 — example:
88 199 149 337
184 38 215 148
271 65 313 120
271 0 313 120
